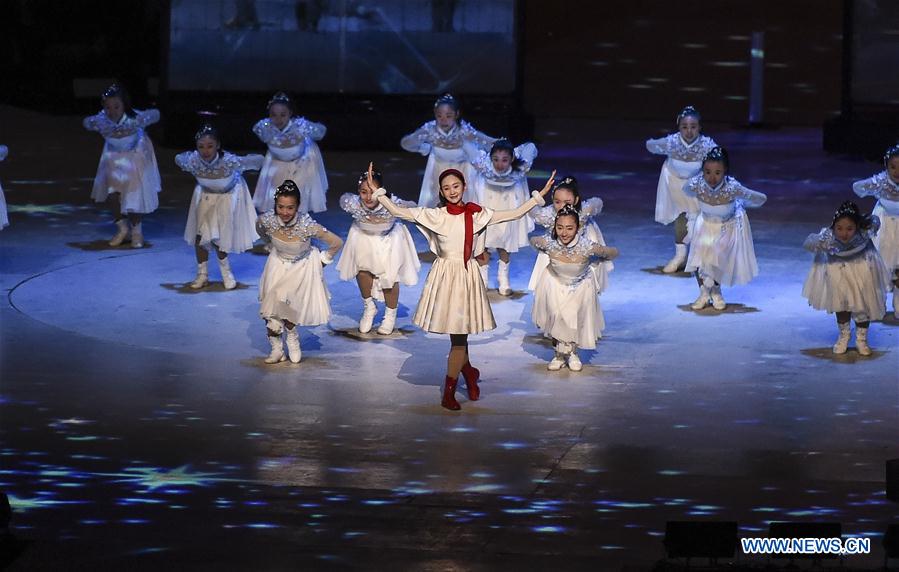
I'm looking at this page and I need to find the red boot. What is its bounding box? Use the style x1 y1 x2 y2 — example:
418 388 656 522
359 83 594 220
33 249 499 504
461 362 480 401
442 376 461 410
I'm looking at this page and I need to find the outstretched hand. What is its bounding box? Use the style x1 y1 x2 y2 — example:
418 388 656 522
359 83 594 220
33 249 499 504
537 170 557 198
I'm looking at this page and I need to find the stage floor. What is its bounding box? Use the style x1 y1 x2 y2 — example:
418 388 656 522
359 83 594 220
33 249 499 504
0 106 897 570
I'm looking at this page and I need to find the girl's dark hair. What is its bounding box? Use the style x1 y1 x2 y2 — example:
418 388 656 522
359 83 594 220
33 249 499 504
101 83 136 118
702 146 730 171
884 143 899 168
267 91 292 113
194 124 224 158
358 168 392 199
437 168 465 206
676 105 701 127
551 205 581 240
274 180 302 206
490 139 525 172
831 200 873 231
433 93 460 112
551 176 582 212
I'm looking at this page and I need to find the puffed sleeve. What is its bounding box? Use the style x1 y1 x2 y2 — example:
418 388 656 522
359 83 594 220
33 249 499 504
866 214 881 236
580 197 604 218
339 193 357 214
300 118 326 141
82 112 102 132
645 136 670 155
0 145 7 161
514 142 538 171
400 123 432 156
530 205 555 228
852 174 881 198
466 124 497 149
734 181 767 208
239 154 265 172
591 244 619 260
681 176 701 197
252 119 270 143
135 109 160 128
803 228 832 252
529 235 549 252
174 151 193 172
255 215 271 241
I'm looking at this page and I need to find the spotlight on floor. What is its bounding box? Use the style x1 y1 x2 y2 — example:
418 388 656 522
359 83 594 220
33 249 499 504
664 521 738 564
887 459 899 502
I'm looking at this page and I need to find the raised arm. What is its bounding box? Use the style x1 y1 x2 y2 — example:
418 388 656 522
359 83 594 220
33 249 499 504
369 163 418 222
645 135 670 156
488 171 555 226
515 142 538 170
581 197 604 218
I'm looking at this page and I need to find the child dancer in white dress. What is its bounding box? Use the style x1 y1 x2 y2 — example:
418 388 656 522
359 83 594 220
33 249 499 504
401 94 496 207
336 168 421 335
256 181 343 364
683 147 767 310
83 83 162 248
530 206 619 372
369 164 556 410
465 139 537 295
852 144 899 318
252 92 328 214
646 106 717 272
802 201 890 355
0 145 7 230
177 125 263 290
528 176 612 294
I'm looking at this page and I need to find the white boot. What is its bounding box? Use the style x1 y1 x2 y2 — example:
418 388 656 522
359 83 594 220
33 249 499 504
377 306 397 335
109 218 130 246
130 222 144 248
479 263 489 289
709 284 726 310
855 326 872 356
497 260 512 296
547 352 565 371
691 284 711 310
832 321 851 354
264 333 285 363
567 344 583 372
218 256 237 290
663 243 688 273
189 262 209 289
285 327 302 363
358 297 377 333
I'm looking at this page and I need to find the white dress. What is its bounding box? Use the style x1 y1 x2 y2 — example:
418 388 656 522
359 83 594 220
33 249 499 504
256 212 340 326
646 133 717 226
401 120 496 208
466 142 537 251
252 117 328 214
530 235 617 349
853 171 899 273
683 175 766 286
527 198 612 293
177 151 263 254
376 189 545 334
83 109 163 214
335 193 421 300
801 220 890 321
0 145 7 229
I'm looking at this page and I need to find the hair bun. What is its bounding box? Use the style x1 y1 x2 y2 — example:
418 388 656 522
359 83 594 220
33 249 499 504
194 123 219 142
267 91 291 110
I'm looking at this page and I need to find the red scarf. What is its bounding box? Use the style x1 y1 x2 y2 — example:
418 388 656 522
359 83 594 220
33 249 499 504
445 201 482 268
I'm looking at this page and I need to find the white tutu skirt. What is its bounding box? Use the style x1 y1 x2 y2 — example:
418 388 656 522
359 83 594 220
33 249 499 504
413 257 496 334
872 205 899 272
483 186 534 252
527 222 612 293
418 148 478 208
336 223 421 300
259 248 331 326
532 264 604 349
684 210 758 286
90 136 162 214
252 145 328 214
183 181 259 254
654 159 700 225
802 244 891 320
0 183 8 229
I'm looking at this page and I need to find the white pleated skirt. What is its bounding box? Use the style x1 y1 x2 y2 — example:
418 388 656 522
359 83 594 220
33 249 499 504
413 257 496 334
90 136 162 214
532 265 604 349
252 145 328 214
684 211 758 286
802 244 890 320
654 159 700 225
183 181 259 253
336 223 421 300
872 205 899 272
259 248 331 326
